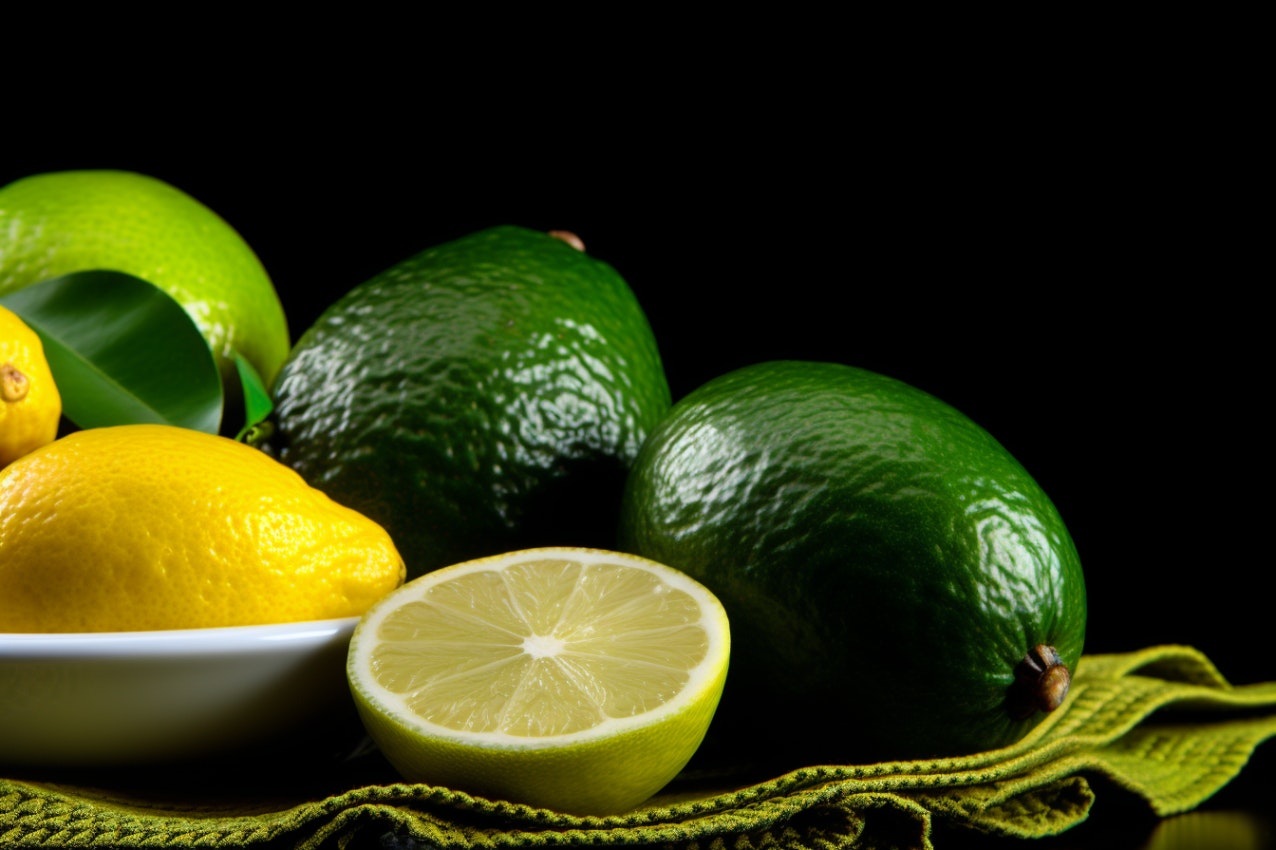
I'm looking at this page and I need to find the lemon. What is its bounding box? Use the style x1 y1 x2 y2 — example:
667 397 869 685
0 305 61 468
0 424 405 633
0 169 291 389
346 547 730 815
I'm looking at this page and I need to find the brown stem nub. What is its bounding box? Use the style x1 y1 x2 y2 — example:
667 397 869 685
1007 644 1071 720
1 363 30 402
548 230 586 252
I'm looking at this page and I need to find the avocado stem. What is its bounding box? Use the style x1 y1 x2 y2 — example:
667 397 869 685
1008 644 1071 720
548 230 586 252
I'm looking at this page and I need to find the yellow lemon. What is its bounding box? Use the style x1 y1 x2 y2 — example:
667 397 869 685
0 305 61 468
346 547 730 815
0 424 405 633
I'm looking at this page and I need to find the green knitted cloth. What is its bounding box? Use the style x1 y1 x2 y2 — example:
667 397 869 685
3 645 1274 849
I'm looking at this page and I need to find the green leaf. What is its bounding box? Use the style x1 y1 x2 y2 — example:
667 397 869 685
0 271 223 433
233 350 275 442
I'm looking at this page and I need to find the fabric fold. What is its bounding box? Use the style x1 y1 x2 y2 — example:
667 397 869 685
2 645 1274 849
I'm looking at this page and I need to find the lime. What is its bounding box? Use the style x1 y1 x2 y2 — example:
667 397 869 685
618 360 1087 766
0 169 291 391
346 547 730 814
266 225 671 578
0 424 404 632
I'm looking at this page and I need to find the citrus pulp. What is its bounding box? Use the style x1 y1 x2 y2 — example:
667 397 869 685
347 547 730 814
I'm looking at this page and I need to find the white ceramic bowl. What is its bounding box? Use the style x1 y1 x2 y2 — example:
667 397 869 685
0 617 360 767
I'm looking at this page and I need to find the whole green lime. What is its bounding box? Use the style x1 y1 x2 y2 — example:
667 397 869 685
266 225 671 579
618 360 1086 767
0 169 290 390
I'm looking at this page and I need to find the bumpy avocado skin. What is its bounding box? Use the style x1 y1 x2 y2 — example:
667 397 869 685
619 360 1087 767
267 226 671 579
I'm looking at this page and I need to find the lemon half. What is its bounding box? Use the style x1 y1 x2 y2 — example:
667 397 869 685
346 547 730 815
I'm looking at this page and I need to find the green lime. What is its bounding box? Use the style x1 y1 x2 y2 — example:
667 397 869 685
346 547 730 814
0 170 290 389
266 226 671 579
618 360 1087 767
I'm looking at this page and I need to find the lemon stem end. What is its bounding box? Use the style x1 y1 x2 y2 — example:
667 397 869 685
1 364 30 402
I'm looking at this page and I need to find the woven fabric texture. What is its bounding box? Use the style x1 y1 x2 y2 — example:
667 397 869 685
2 645 1274 850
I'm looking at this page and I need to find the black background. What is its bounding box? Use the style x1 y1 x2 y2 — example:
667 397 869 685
3 57 1265 691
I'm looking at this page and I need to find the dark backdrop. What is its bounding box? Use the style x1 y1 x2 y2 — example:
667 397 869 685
3 95 1263 686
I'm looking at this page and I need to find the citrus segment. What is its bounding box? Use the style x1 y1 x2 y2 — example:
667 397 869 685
347 547 730 814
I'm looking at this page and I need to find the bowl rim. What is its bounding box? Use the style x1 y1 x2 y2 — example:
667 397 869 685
0 616 361 659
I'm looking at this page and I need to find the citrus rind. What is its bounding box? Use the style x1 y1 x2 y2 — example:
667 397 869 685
347 547 730 814
0 423 405 632
0 170 291 388
0 306 61 468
